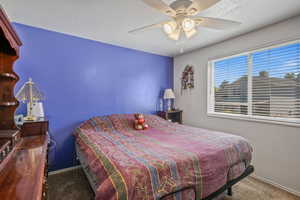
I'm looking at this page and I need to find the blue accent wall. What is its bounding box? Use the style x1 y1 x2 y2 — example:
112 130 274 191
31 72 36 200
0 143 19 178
13 23 173 171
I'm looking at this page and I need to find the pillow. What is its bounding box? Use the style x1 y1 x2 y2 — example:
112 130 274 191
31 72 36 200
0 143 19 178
78 116 115 132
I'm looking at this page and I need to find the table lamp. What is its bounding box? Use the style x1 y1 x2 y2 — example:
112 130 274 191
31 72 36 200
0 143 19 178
163 89 175 111
16 78 44 121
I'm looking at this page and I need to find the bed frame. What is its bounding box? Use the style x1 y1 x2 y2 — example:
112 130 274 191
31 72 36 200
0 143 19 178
76 142 254 200
160 164 254 200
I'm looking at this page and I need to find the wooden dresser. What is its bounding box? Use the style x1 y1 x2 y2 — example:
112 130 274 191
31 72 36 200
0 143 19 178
0 120 49 200
0 135 49 200
0 7 49 200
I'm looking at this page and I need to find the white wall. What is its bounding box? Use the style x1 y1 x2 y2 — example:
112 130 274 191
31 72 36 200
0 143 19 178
174 15 300 195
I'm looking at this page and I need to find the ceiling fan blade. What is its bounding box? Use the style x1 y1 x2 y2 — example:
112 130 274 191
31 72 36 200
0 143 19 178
142 0 176 16
194 17 241 30
129 21 167 34
187 0 221 16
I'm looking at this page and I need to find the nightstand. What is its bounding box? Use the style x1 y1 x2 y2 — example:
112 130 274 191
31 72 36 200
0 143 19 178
20 118 49 137
157 110 183 124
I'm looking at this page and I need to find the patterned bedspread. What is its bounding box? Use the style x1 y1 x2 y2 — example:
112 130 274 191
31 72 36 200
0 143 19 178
74 114 252 200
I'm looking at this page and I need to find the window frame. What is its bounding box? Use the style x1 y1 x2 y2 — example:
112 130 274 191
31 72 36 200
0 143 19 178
207 39 300 127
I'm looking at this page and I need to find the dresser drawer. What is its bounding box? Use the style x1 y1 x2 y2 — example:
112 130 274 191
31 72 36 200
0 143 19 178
0 130 21 148
0 140 11 164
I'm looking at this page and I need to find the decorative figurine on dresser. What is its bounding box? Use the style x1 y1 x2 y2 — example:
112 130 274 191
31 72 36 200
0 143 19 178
0 6 49 200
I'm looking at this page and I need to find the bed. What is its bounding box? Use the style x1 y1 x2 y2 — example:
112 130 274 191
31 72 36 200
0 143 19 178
74 114 253 200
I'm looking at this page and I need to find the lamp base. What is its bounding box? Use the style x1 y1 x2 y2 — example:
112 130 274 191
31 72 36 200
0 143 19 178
24 115 36 121
167 99 172 111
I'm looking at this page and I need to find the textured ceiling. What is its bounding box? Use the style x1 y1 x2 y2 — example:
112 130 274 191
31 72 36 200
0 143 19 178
1 0 300 56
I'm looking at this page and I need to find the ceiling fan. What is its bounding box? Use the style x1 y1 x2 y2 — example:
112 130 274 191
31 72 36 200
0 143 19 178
129 0 241 40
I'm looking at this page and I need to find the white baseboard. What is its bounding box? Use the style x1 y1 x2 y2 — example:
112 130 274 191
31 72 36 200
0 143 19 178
250 174 300 197
49 165 82 176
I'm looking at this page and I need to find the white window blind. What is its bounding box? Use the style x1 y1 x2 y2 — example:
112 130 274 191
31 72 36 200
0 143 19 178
208 40 300 125
214 55 248 115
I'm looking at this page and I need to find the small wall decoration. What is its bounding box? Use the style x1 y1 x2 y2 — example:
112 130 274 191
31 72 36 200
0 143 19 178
181 65 194 94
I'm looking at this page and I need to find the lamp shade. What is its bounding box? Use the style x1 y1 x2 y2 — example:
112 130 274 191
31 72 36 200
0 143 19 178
16 78 44 102
163 89 175 99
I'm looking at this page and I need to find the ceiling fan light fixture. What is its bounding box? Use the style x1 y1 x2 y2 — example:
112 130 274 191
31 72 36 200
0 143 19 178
167 29 180 40
163 21 177 35
182 18 195 32
130 0 241 42
184 28 197 39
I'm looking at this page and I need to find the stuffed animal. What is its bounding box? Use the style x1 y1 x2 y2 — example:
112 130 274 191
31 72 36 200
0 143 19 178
134 113 149 130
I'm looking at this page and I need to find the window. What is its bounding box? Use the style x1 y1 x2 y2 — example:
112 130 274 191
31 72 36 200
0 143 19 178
208 40 300 126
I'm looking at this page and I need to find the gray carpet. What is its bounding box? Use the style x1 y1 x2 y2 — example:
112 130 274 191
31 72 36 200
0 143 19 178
48 168 94 200
48 167 300 200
